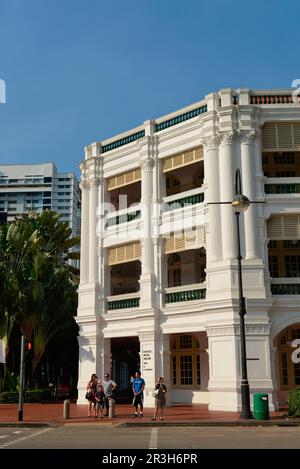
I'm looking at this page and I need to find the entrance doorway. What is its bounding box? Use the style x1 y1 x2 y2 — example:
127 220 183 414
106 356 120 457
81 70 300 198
111 337 140 403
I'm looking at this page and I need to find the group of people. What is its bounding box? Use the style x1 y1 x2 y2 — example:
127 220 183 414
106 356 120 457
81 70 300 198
86 371 167 420
86 373 117 418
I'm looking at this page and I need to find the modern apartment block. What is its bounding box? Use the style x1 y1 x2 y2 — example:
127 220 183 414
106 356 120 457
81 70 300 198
77 88 300 411
0 163 80 237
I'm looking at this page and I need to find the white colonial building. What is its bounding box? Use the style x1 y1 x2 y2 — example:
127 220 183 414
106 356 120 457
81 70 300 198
77 88 300 411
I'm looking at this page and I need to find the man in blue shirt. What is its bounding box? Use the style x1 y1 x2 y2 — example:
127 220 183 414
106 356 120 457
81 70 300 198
132 371 145 417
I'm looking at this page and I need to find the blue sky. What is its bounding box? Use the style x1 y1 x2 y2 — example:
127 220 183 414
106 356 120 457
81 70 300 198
0 0 298 175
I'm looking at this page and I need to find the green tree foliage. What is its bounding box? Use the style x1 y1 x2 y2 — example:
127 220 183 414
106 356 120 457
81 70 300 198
288 388 300 417
0 211 79 384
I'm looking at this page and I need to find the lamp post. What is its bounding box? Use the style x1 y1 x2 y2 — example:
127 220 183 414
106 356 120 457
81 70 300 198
232 168 253 419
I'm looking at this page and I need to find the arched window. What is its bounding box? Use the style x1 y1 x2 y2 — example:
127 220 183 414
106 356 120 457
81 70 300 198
171 334 201 388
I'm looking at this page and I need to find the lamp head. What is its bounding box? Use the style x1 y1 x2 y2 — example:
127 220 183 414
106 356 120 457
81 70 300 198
232 194 250 213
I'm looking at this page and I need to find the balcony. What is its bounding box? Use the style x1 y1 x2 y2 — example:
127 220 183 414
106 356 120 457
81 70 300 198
271 278 300 295
161 187 205 236
106 205 141 228
165 283 206 304
163 187 205 211
265 178 300 195
107 292 140 310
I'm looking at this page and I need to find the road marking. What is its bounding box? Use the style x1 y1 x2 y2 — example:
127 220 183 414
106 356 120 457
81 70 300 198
0 435 7 439
13 431 22 434
0 427 54 449
149 427 158 449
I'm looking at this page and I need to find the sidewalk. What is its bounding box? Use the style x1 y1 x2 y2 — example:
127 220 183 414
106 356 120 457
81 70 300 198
0 403 292 427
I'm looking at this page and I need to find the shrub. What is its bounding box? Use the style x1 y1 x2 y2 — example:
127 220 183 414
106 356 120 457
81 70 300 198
0 391 19 403
3 370 19 392
288 389 300 417
0 388 52 404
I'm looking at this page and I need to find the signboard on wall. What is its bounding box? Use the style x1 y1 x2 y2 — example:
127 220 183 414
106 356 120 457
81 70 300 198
142 345 153 371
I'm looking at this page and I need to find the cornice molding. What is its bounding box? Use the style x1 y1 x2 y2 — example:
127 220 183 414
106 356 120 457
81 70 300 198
206 323 271 337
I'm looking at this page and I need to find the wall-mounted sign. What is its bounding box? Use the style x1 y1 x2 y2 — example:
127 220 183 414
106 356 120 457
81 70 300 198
142 345 153 371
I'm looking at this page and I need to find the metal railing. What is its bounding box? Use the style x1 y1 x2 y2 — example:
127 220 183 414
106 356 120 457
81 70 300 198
107 293 140 310
102 130 145 153
165 283 206 303
155 105 207 132
106 210 141 227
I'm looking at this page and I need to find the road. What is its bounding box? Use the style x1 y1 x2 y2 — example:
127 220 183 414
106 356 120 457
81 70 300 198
0 425 300 449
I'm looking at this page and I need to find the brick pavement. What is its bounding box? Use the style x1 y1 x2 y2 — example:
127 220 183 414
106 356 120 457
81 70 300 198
0 402 287 425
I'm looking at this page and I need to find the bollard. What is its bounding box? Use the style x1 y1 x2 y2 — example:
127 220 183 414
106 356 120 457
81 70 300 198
108 398 115 418
63 399 71 419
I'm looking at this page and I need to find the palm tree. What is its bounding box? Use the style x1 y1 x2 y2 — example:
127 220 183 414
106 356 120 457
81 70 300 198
0 210 79 385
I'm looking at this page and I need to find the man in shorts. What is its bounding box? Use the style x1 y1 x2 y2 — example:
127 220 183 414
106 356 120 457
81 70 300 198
132 371 145 418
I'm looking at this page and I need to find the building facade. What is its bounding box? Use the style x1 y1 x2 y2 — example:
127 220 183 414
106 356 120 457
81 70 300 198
0 163 80 237
77 88 300 411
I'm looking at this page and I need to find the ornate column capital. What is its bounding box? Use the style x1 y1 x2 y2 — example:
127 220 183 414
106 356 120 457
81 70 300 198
79 180 89 191
88 177 100 190
238 130 256 145
202 134 220 151
140 157 155 172
218 130 235 146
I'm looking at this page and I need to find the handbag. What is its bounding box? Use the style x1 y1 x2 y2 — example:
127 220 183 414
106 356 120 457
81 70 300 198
85 391 91 400
152 388 160 398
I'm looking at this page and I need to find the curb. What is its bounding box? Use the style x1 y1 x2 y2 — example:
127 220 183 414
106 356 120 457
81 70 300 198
0 422 60 428
118 419 300 428
1 419 299 428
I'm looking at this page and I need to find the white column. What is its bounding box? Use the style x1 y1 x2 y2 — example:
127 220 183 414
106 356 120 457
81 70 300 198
240 132 259 259
99 337 112 379
219 132 236 260
79 181 89 284
141 158 154 275
207 325 240 411
77 322 100 403
88 179 99 283
139 157 155 309
161 334 172 406
203 136 222 262
139 331 160 407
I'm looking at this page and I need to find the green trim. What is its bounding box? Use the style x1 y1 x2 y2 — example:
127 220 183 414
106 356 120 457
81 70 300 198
106 210 141 227
107 297 140 310
166 192 204 210
102 130 145 153
271 284 300 295
165 288 206 303
265 184 300 194
155 106 207 132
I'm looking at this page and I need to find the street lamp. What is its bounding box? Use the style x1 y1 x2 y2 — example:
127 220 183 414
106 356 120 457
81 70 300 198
232 168 253 419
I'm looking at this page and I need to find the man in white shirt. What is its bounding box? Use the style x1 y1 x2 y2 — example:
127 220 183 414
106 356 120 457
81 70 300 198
102 373 117 417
